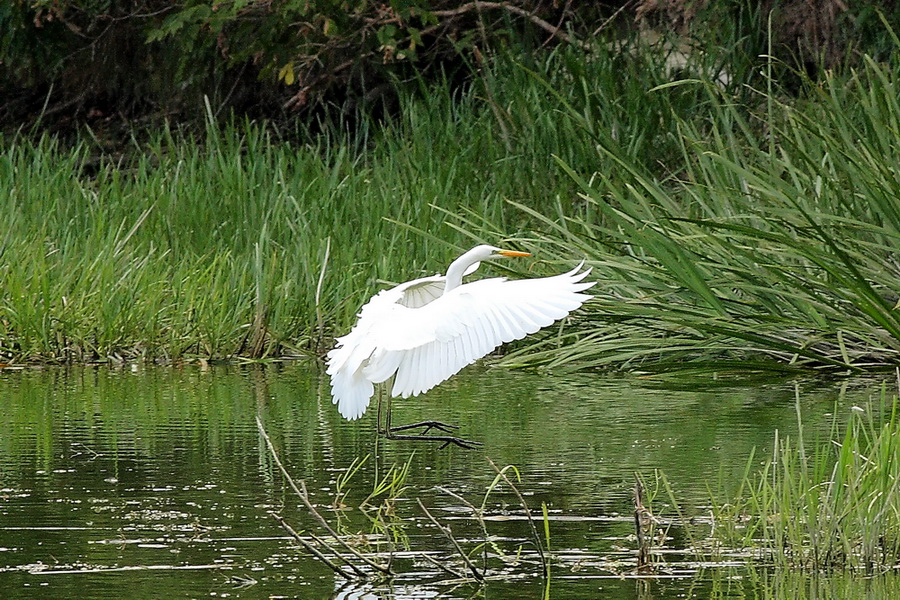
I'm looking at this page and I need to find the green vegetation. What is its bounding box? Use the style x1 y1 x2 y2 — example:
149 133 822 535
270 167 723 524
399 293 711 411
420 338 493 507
700 383 900 573
704 569 900 599
493 50 900 373
0 74 585 361
8 1 897 130
2 32 900 369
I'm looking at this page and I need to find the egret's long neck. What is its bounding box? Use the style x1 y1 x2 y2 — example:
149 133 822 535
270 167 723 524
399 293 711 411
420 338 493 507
443 248 482 294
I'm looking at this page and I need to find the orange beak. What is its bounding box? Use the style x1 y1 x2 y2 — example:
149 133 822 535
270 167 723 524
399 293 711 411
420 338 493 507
497 249 531 258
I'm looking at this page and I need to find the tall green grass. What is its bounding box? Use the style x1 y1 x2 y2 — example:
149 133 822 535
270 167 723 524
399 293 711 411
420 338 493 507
0 74 591 361
2 35 900 368
705 382 900 572
489 50 900 372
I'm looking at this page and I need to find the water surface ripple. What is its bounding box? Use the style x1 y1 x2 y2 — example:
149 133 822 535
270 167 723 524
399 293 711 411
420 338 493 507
0 364 895 598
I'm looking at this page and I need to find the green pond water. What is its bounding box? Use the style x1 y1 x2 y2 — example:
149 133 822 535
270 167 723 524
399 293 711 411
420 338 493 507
0 363 897 599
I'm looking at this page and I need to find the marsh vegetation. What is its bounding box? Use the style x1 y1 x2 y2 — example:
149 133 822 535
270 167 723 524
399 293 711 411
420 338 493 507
2 364 898 599
3 10 900 598
3 34 900 372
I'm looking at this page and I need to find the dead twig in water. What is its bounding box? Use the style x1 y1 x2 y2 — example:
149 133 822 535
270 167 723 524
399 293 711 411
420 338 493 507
256 416 394 578
417 498 484 582
487 457 548 576
435 485 494 573
419 551 467 579
269 511 358 580
634 474 654 572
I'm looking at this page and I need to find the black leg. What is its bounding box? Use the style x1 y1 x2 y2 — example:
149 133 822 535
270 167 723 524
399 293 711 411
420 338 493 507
377 387 481 449
386 430 483 450
389 420 459 434
375 387 387 435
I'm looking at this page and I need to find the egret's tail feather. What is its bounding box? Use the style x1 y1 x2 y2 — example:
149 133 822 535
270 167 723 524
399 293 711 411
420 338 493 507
327 341 378 420
330 368 374 420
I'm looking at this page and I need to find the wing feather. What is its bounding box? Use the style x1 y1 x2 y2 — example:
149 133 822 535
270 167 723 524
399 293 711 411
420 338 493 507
330 262 595 416
399 277 445 308
386 265 594 399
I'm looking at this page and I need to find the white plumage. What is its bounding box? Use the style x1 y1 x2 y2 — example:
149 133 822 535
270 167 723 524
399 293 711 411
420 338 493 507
326 245 594 420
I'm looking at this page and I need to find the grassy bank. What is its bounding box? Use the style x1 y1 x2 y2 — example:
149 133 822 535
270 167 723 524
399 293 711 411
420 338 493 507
696 382 900 572
1 37 899 368
0 79 587 361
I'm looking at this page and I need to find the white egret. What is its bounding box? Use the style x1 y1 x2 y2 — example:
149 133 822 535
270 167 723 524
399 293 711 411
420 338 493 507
326 244 594 447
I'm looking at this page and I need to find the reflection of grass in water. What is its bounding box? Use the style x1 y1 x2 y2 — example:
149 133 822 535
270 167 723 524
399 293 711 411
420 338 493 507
267 437 554 583
332 453 413 551
702 382 900 572
336 457 552 581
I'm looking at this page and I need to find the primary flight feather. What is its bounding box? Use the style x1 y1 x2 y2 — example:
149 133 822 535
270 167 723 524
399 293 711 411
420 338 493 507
326 244 594 420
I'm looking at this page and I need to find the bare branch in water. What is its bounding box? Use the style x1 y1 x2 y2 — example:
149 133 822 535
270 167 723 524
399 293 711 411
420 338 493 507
269 512 357 580
417 498 484 581
419 551 467 579
487 456 548 574
256 415 393 577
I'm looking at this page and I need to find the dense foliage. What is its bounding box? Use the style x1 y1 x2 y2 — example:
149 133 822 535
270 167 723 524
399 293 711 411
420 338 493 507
1 0 582 129
3 1 900 131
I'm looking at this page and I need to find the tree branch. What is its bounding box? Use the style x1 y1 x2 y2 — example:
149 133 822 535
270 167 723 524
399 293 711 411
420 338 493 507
431 2 585 48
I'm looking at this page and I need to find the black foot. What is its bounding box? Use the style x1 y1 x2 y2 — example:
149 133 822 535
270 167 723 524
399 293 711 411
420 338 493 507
387 432 483 450
389 420 459 435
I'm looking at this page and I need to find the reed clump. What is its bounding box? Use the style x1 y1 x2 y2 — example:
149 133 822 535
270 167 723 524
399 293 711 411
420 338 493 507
491 48 900 373
705 383 900 573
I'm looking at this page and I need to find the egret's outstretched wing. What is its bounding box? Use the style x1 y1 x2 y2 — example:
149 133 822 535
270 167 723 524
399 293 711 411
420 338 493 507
396 276 445 308
393 259 480 308
389 263 594 398
326 273 444 419
327 263 593 420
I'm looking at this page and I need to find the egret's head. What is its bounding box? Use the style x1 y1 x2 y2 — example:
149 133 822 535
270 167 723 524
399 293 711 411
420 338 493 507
477 245 531 260
449 244 533 282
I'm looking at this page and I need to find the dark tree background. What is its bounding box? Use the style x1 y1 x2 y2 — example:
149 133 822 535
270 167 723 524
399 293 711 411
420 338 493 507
1 0 897 134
